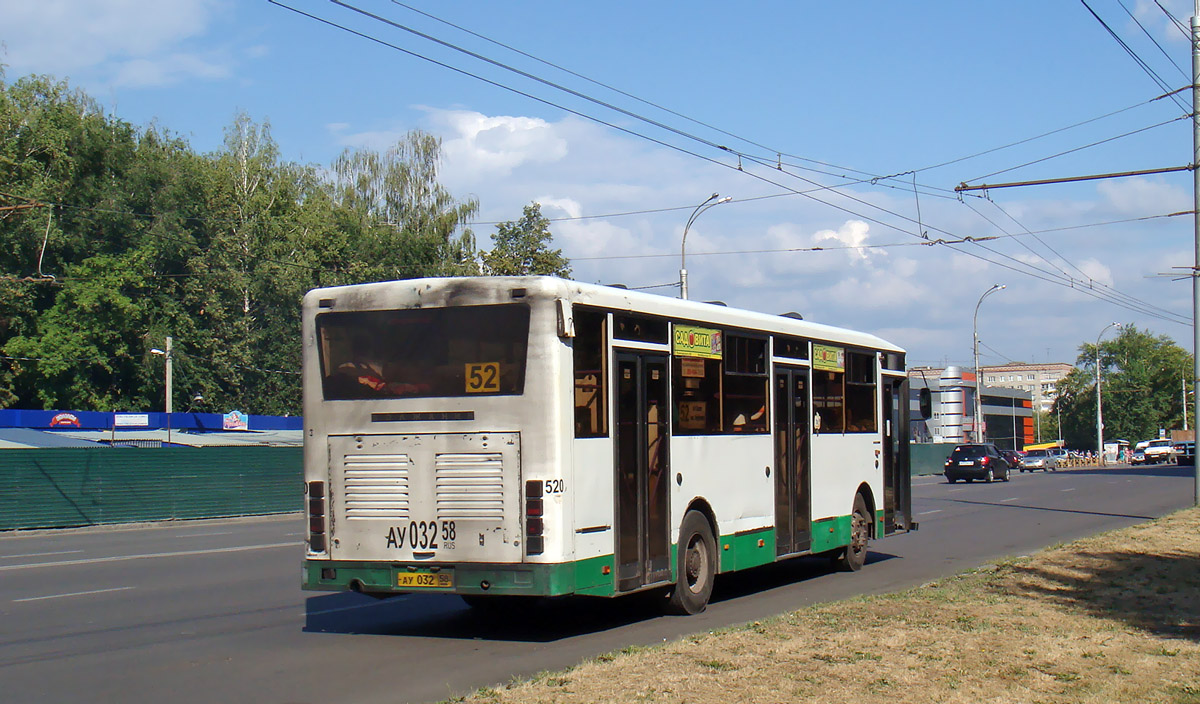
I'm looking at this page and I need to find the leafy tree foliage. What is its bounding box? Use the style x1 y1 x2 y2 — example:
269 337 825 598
482 203 571 277
0 73 518 415
1053 325 1193 449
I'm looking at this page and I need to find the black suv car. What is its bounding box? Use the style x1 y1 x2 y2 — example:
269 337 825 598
944 443 1011 483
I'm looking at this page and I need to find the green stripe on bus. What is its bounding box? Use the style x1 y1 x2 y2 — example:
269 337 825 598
304 512 881 598
810 515 851 553
716 528 776 573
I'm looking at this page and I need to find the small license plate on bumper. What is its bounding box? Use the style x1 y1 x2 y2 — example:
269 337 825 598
396 571 453 589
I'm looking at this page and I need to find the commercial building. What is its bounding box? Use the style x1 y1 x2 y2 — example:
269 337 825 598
909 366 1034 451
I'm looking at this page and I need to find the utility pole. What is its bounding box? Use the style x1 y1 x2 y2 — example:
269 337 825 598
1192 3 1200 506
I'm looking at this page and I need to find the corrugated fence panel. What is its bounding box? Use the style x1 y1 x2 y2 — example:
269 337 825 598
0 447 302 530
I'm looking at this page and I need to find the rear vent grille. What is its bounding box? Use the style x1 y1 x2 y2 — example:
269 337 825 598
342 453 411 519
435 453 505 520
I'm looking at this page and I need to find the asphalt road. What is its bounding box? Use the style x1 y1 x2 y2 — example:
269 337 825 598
1 463 1194 704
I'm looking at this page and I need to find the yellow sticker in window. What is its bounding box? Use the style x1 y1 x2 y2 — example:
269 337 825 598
465 362 500 393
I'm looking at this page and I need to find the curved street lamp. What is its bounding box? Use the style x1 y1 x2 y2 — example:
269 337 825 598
151 336 173 445
680 193 732 300
1096 322 1121 465
973 284 1005 442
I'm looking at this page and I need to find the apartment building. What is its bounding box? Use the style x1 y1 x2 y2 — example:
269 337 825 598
982 362 1073 413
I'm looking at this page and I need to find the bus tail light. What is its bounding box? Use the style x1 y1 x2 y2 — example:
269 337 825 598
307 480 327 553
525 480 544 555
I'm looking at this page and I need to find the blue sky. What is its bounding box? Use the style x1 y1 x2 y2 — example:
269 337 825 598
2 1 1197 369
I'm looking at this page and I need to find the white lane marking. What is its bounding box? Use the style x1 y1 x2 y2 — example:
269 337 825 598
0 542 298 572
0 550 84 560
1000 497 1020 503
1061 488 1077 492
918 509 943 515
175 531 234 538
14 586 135 603
948 488 967 492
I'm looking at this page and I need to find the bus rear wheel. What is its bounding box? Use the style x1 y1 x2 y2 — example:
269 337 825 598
665 510 716 615
834 494 870 572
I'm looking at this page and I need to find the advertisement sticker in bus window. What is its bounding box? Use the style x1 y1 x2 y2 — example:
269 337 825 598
674 325 722 359
679 401 707 430
813 345 845 372
680 358 706 378
465 362 501 393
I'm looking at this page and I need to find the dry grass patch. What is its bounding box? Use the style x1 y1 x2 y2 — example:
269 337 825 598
448 508 1200 704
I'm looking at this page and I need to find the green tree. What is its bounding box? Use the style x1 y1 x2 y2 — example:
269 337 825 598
1053 326 1192 450
0 74 488 415
331 130 480 281
481 203 571 277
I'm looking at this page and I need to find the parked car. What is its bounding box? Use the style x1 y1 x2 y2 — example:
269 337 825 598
1174 441 1195 465
1130 448 1147 465
1142 439 1174 464
1020 448 1057 472
944 443 1011 483
999 449 1023 470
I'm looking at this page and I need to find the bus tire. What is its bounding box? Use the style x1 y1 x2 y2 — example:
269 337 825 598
834 494 870 573
665 510 716 615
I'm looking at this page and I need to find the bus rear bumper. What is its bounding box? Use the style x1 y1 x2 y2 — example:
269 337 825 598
303 559 587 597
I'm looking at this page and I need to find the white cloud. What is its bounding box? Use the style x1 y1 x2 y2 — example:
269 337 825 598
424 109 567 179
330 109 569 180
0 0 227 78
814 219 883 264
1096 176 1189 216
110 51 232 88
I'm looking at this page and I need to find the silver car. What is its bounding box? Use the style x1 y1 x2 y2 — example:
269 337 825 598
1020 449 1057 472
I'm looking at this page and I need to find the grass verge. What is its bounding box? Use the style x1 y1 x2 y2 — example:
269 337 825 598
446 507 1200 704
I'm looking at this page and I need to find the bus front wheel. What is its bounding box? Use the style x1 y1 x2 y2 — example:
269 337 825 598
834 494 870 573
665 510 716 615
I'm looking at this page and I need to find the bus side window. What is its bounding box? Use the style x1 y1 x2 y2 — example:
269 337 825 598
844 351 877 433
724 335 768 433
813 369 845 433
573 309 608 438
672 357 722 435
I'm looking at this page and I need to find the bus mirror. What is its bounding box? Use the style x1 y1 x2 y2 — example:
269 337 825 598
918 388 932 420
556 299 575 338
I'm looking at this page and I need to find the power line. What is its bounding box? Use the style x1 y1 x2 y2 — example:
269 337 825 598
1152 0 1191 39
964 115 1191 185
1116 0 1189 79
267 5 1195 323
1081 0 1190 112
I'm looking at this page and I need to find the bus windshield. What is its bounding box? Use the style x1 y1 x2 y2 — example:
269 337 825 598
316 303 531 400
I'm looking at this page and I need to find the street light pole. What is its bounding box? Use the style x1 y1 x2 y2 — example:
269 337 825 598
973 284 1005 442
1095 322 1120 466
1192 2 1200 505
680 193 731 300
151 336 173 446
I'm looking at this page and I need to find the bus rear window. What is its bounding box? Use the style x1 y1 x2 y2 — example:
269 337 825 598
317 304 531 400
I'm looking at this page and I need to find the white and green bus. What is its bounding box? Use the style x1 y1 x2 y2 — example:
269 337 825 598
301 276 916 614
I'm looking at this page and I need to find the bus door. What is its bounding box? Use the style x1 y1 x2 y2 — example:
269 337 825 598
614 352 671 592
882 375 911 534
774 366 812 556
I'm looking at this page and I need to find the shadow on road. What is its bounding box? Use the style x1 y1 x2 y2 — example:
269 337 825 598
302 550 899 642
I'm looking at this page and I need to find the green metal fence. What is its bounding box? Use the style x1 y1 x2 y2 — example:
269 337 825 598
4 443 944 531
0 447 301 531
911 443 951 476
